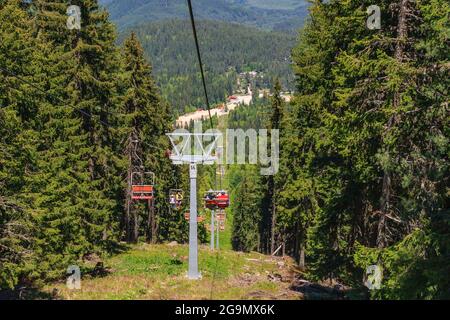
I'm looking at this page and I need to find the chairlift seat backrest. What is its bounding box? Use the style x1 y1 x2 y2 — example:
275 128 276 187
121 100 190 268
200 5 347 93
215 192 229 209
131 171 155 201
132 185 153 193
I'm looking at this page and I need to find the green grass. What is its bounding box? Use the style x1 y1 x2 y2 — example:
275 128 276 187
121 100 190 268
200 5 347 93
44 243 300 300
111 244 247 279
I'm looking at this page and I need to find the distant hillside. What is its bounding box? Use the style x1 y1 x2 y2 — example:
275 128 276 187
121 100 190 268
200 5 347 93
118 19 296 113
100 0 309 33
245 0 303 10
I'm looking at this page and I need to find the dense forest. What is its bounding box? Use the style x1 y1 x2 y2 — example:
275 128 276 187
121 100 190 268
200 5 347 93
101 0 309 33
227 0 449 299
118 19 296 114
0 0 193 289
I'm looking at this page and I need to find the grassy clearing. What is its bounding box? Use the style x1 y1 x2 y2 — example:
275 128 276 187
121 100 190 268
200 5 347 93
43 114 298 300
44 243 300 300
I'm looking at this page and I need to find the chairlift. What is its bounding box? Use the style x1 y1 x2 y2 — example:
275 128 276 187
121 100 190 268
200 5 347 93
203 190 230 209
215 190 229 209
131 171 155 201
204 190 217 209
169 189 184 210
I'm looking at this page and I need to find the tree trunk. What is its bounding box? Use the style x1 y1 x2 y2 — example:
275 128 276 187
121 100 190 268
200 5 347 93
125 141 133 241
298 222 306 269
299 244 306 270
270 192 276 254
124 202 131 242
377 0 410 248
147 199 157 243
152 206 158 243
377 174 390 248
132 210 139 243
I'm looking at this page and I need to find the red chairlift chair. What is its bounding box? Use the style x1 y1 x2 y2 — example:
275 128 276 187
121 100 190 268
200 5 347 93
131 171 155 201
215 191 229 209
204 190 230 209
204 190 217 210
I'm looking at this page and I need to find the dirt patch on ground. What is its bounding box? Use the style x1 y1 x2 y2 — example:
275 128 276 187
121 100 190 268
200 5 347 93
229 255 303 300
236 255 361 300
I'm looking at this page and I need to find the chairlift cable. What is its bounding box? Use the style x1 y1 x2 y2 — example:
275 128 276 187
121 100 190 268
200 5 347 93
186 0 214 130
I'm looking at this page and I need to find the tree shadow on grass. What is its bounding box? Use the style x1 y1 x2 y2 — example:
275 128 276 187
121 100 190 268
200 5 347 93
0 242 133 300
0 286 56 300
105 240 131 255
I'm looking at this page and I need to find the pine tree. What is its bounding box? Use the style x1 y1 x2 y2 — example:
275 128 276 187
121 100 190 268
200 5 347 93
120 32 175 243
66 0 122 253
351 0 450 298
0 0 43 287
277 0 351 279
23 0 123 278
279 0 449 296
261 79 284 254
231 166 262 252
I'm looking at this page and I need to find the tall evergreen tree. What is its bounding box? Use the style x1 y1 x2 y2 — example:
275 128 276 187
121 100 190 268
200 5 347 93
120 32 175 243
231 166 262 252
276 0 449 297
24 1 123 278
0 0 43 287
261 79 284 254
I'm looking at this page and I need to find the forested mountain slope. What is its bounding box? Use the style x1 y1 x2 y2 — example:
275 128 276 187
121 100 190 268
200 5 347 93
100 0 309 32
118 19 296 113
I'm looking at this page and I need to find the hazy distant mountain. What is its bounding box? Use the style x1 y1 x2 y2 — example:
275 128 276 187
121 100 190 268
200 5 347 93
99 0 310 32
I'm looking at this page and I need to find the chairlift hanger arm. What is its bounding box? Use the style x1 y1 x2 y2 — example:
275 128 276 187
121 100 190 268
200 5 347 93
166 132 222 164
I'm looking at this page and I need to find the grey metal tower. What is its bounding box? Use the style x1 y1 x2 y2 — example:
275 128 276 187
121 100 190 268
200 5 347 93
167 132 221 280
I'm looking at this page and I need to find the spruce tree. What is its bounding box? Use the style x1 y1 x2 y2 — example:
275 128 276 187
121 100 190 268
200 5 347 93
261 79 284 254
279 0 449 296
120 32 175 243
23 0 123 277
231 166 262 252
0 0 43 287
